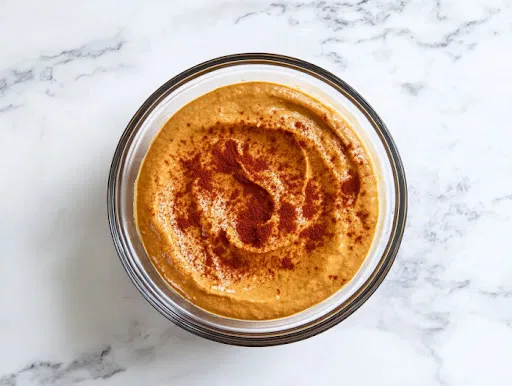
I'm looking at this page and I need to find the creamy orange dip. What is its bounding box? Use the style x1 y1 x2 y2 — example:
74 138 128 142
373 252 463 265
135 82 378 320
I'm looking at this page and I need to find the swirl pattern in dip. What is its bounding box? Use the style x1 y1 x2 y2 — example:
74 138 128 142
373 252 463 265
135 82 378 320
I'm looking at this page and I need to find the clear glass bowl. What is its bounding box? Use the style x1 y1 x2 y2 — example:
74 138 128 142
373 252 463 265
107 53 407 346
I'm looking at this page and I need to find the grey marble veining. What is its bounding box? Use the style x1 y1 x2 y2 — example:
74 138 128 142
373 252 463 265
0 35 126 111
0 346 124 386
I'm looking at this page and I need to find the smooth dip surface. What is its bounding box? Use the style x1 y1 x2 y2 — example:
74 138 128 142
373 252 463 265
135 82 379 320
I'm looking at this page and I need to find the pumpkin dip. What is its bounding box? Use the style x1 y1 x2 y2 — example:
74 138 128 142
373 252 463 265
135 82 378 320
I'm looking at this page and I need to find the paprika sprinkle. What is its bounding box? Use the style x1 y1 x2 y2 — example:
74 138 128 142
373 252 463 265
135 82 379 320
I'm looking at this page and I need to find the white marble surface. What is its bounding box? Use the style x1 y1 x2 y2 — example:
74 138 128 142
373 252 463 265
1 0 511 384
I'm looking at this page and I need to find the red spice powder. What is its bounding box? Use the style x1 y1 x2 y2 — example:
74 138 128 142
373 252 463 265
356 210 369 222
277 162 289 172
237 220 272 248
256 223 272 244
230 190 240 200
240 142 269 173
244 155 268 173
180 154 213 191
202 253 217 278
278 201 297 234
303 180 319 220
185 203 201 229
172 122 354 280
323 191 335 211
213 246 226 256
336 140 347 155
176 217 190 230
281 256 294 270
300 222 326 242
300 222 328 252
212 140 239 173
242 184 273 220
216 230 229 245
235 182 274 246
219 251 248 272
305 241 316 253
341 170 361 196
196 169 212 190
283 173 302 191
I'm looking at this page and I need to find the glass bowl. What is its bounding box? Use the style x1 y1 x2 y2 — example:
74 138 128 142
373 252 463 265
107 53 407 346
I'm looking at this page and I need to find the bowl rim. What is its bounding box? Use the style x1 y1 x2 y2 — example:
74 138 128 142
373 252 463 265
107 53 408 346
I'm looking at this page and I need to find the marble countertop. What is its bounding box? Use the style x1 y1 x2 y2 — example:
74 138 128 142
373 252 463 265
1 0 511 385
